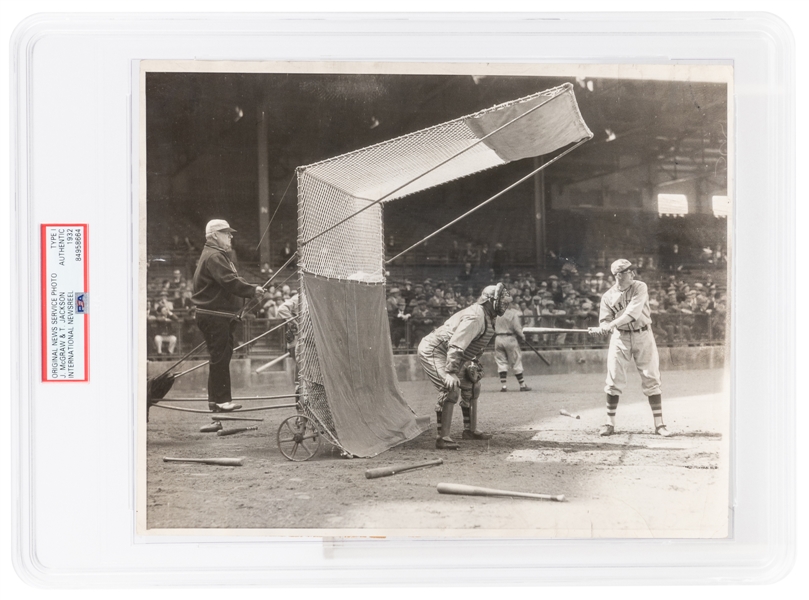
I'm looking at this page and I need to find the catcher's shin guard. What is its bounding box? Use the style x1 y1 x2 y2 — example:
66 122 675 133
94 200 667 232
461 393 491 439
436 403 459 449
438 402 455 438
469 395 479 432
461 405 471 431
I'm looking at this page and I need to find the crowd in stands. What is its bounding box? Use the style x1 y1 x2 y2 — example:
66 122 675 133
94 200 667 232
146 266 299 356
146 241 726 357
385 256 727 350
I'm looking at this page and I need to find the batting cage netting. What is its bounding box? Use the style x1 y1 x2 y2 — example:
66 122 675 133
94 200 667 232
295 82 592 457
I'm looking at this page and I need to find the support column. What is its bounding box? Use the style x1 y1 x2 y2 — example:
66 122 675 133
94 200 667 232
257 106 271 268
533 156 547 270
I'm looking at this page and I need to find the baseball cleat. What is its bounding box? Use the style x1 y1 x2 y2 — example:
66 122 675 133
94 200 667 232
462 429 492 440
655 424 673 437
436 437 460 450
500 385 508 392
199 421 223 433
209 402 242 413
519 385 532 392
599 424 615 437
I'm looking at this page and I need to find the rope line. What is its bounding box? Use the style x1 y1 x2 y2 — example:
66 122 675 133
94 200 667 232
173 317 296 379
386 138 591 264
255 172 296 252
300 90 567 249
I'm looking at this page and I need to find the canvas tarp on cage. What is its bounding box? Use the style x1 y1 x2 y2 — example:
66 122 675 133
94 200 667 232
296 83 592 458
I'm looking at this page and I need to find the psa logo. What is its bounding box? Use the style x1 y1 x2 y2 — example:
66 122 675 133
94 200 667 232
75 293 88 314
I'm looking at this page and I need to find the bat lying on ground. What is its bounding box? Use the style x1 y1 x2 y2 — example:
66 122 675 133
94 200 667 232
216 427 259 437
163 457 244 467
365 458 444 479
437 482 565 502
560 409 581 419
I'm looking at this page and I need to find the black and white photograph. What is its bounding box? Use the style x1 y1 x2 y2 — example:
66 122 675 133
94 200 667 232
138 61 731 537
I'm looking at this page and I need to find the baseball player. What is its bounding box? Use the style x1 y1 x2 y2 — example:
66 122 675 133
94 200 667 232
276 292 301 386
418 283 508 449
494 302 531 392
276 293 300 359
588 259 672 437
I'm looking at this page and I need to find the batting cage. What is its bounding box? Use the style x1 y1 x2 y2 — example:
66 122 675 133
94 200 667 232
295 82 593 458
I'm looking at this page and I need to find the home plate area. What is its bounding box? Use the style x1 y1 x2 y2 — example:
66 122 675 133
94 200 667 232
507 429 721 469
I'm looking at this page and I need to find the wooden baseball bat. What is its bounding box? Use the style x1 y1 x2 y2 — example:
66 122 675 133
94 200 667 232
151 403 296 414
155 394 299 401
437 482 565 502
255 352 291 373
210 415 264 422
365 458 444 479
523 327 590 334
560 409 581 419
163 457 244 467
523 338 551 366
216 426 259 436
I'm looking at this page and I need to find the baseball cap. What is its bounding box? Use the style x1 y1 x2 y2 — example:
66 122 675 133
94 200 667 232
610 259 635 275
206 219 236 235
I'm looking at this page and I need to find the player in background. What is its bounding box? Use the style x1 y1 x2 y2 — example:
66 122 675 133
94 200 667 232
191 219 264 413
588 259 672 437
418 283 508 449
276 292 300 357
276 292 300 385
494 300 531 392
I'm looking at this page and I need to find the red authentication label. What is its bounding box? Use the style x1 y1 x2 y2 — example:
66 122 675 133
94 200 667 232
41 224 89 382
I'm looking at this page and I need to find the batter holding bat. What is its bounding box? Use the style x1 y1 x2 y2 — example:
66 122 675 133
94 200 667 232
588 259 672 437
418 283 508 449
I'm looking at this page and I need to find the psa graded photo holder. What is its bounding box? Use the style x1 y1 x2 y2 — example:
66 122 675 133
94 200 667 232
10 12 795 587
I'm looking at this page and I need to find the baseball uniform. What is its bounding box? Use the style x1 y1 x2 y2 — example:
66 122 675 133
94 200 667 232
594 258 670 437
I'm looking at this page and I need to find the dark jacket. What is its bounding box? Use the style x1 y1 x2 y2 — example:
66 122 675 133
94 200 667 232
191 242 256 312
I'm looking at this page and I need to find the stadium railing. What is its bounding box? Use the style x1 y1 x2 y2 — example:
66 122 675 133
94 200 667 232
146 311 724 360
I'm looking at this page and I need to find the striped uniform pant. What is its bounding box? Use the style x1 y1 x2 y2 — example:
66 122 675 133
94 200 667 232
418 336 472 411
604 328 662 397
494 334 523 374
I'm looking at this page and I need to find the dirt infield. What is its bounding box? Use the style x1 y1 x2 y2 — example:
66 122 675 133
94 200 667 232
145 368 729 538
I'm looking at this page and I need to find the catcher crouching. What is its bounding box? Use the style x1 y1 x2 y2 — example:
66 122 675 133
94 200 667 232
418 283 508 449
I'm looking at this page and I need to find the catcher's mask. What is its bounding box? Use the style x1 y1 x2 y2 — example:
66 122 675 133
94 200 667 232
479 283 510 316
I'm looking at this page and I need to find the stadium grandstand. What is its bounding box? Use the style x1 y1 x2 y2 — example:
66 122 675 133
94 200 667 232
146 72 727 360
